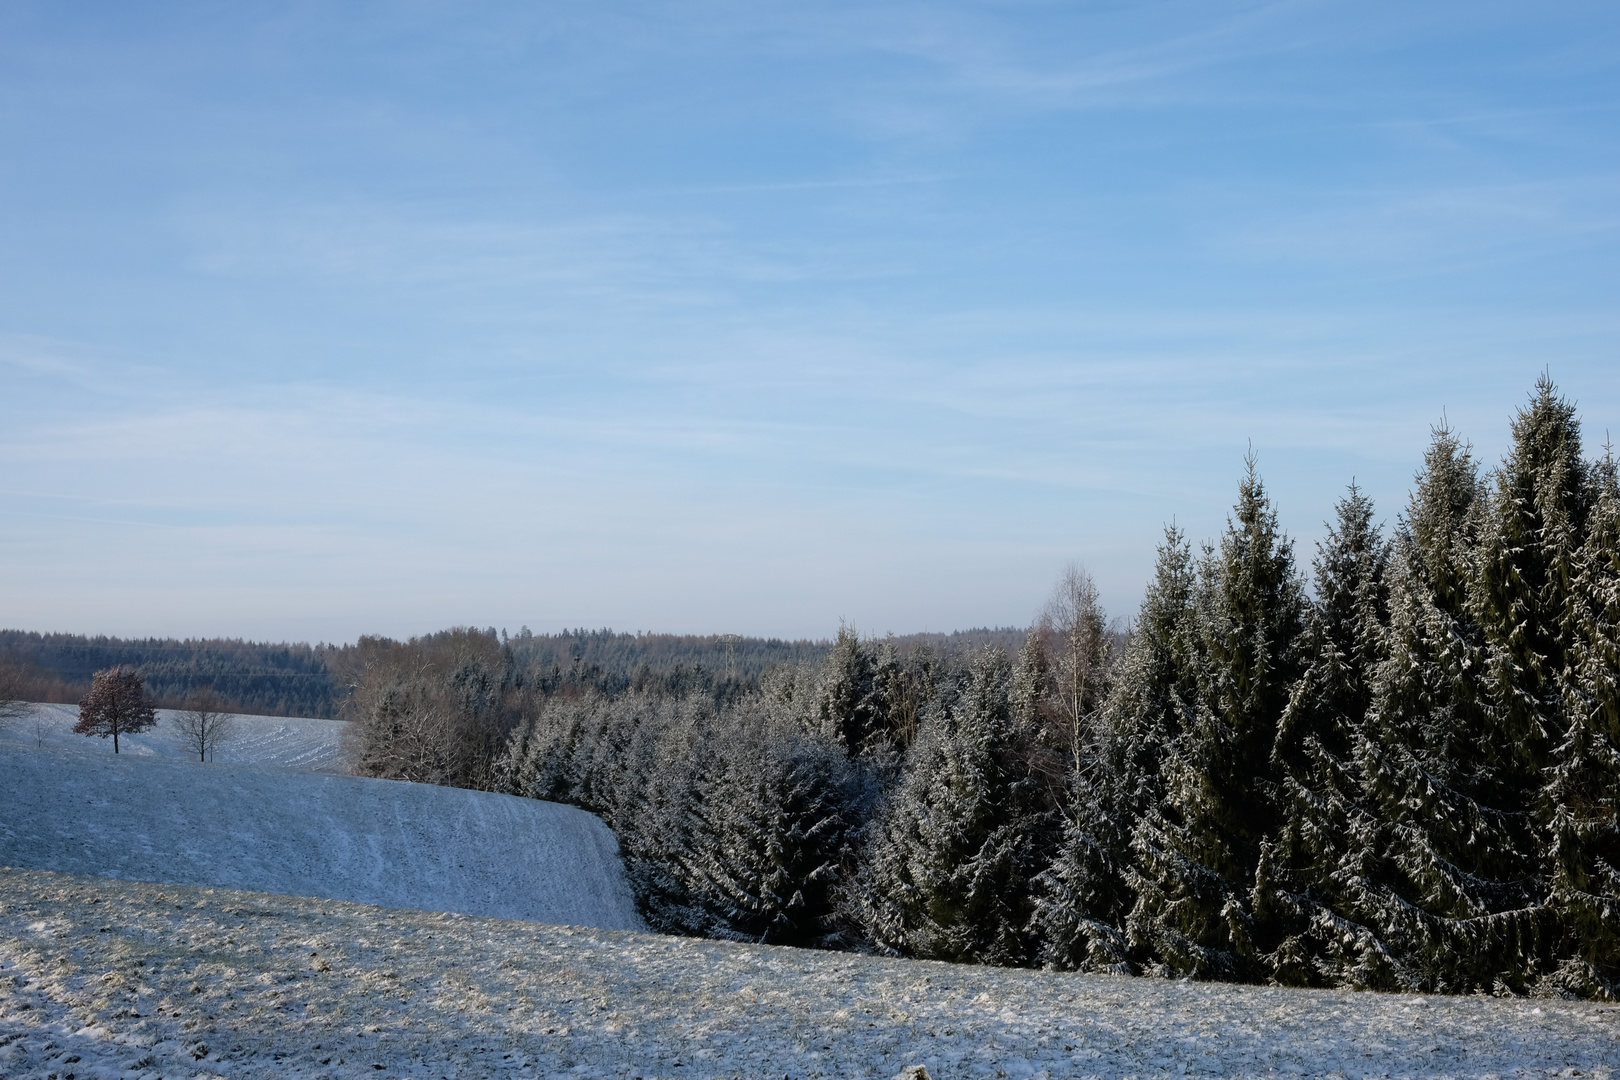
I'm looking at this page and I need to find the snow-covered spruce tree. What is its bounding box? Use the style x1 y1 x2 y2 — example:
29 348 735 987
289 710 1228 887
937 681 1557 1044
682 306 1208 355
1255 483 1394 987
502 675 879 946
497 693 591 802
678 716 859 946
856 646 1051 965
1477 377 1591 801
1127 460 1308 981
819 625 882 756
1030 529 1199 974
1472 378 1598 989
1545 454 1620 997
1351 418 1552 993
501 689 650 813
870 637 941 750
599 693 717 933
500 689 718 932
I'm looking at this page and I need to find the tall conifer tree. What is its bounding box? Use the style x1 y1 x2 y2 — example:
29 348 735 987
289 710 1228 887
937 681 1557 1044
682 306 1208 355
1546 454 1620 997
819 625 880 755
1353 420 1552 992
1256 484 1392 986
1477 376 1590 790
681 725 857 946
1128 461 1307 979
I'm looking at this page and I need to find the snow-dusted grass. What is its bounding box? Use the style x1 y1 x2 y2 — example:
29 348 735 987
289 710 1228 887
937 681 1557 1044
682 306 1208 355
4 702 1614 1077
0 869 1614 1080
0 745 644 931
0 702 348 773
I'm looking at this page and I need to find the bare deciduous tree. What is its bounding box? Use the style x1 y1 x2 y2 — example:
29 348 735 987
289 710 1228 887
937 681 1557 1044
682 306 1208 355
1038 563 1113 776
0 656 32 726
173 685 237 762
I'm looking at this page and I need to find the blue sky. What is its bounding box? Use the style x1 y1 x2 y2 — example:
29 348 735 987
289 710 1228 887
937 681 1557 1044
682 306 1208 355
2 1 1618 643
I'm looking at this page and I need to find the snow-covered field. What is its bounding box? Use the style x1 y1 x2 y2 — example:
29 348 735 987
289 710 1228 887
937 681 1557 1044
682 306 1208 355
4 701 1616 1078
0 702 349 773
0 743 644 931
0 868 1614 1080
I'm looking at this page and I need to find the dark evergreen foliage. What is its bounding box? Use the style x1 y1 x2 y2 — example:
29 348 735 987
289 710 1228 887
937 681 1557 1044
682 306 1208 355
681 722 859 945
1128 459 1309 980
1258 484 1393 987
502 625 1026 705
0 630 339 717
818 625 882 756
1546 450 1620 998
855 647 1053 965
1347 425 1526 992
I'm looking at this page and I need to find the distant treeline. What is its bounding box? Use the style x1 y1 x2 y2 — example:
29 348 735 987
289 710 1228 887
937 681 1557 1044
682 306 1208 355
332 626 1034 789
0 631 340 717
0 625 1031 720
506 626 1030 699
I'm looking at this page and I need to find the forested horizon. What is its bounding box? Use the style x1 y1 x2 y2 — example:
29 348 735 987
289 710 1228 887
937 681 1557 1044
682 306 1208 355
0 631 341 717
0 626 1032 718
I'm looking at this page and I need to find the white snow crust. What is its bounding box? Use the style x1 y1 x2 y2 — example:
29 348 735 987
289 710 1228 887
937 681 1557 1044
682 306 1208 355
0 744 644 932
0 702 349 773
0 869 1615 1080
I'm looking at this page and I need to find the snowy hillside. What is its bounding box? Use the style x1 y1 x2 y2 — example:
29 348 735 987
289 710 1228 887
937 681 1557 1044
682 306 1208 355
0 744 644 931
0 868 1615 1080
0 701 348 772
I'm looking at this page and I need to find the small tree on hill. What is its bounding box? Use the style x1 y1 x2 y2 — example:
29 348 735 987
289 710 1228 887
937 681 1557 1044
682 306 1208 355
173 685 237 762
74 666 157 753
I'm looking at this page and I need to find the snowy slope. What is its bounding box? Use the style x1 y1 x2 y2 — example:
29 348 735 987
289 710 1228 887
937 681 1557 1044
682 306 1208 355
1 868 1615 1080
1 701 348 772
0 745 644 931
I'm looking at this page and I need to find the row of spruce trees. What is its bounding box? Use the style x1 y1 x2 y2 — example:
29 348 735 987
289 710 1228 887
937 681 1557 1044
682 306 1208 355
499 377 1620 998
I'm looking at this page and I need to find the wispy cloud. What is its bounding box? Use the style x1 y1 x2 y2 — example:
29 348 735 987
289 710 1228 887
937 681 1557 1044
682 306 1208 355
1213 174 1620 268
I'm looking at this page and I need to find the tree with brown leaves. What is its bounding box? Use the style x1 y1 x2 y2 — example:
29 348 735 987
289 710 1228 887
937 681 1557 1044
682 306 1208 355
74 666 157 754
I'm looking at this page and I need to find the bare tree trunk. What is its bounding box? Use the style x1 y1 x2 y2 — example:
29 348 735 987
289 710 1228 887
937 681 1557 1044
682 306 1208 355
1039 563 1111 777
